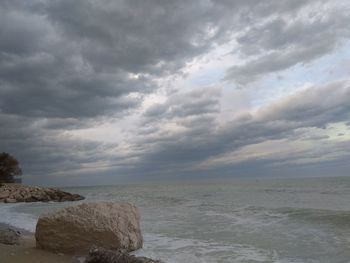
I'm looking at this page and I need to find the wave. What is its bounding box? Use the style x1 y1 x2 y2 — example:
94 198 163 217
133 233 281 263
0 203 37 232
205 206 289 228
276 207 350 228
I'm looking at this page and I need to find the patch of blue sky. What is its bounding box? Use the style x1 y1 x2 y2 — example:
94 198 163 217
183 66 226 89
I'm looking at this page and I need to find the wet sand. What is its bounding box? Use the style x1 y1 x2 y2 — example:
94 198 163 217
0 224 80 263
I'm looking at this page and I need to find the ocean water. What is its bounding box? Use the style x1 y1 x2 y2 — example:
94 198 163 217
1 177 350 263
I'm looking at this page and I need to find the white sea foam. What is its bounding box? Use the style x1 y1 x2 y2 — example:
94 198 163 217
204 207 288 227
0 203 37 232
133 233 280 263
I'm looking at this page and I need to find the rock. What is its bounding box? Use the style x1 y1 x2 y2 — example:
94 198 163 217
35 202 143 255
4 198 17 203
0 228 21 245
0 191 9 199
84 247 131 263
85 247 164 263
25 197 36 202
0 183 84 203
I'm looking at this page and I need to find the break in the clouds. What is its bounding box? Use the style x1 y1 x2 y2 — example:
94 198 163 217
0 0 349 185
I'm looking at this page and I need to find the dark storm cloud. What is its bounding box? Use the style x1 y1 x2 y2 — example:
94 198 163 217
0 112 130 186
44 0 223 75
0 0 240 182
38 118 90 130
226 2 350 84
1 0 332 119
0 0 230 119
1 0 349 184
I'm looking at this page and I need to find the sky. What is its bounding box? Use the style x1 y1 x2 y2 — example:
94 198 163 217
0 0 349 186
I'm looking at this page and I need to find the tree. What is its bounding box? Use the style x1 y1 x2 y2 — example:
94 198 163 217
0 152 22 183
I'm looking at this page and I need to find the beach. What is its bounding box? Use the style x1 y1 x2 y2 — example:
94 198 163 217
0 223 78 263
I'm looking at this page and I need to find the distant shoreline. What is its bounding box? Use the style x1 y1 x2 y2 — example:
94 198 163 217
0 183 84 203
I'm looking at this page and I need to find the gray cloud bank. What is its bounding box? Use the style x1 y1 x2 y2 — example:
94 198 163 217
0 0 349 185
129 80 350 177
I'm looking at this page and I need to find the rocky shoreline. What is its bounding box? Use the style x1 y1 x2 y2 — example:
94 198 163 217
0 183 84 203
0 201 164 263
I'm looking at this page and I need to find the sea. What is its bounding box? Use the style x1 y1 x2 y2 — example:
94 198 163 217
1 176 350 263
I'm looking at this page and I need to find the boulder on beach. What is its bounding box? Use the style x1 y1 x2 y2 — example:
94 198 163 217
85 247 163 263
35 202 143 255
0 228 21 245
0 183 84 203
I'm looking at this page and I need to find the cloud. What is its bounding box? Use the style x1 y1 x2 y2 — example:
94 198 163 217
121 80 350 177
2 0 337 119
257 80 350 126
1 0 350 184
144 88 221 121
0 0 229 119
0 112 134 186
0 5 154 118
1 78 349 183
226 1 350 84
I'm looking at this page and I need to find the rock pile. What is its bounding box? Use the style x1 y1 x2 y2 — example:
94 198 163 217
0 183 84 203
35 202 143 254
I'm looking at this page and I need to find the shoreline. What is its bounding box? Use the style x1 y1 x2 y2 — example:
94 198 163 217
0 222 32 235
0 222 79 263
0 183 84 203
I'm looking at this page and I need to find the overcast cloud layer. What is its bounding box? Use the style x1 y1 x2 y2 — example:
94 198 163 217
0 0 349 186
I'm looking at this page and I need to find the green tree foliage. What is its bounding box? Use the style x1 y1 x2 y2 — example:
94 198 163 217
0 152 22 183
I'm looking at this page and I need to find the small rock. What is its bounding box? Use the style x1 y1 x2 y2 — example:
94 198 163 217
25 197 36 202
85 247 164 263
4 198 17 203
0 191 9 199
0 228 21 245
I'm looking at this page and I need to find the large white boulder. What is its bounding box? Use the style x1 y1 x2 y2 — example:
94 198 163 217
35 202 143 254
